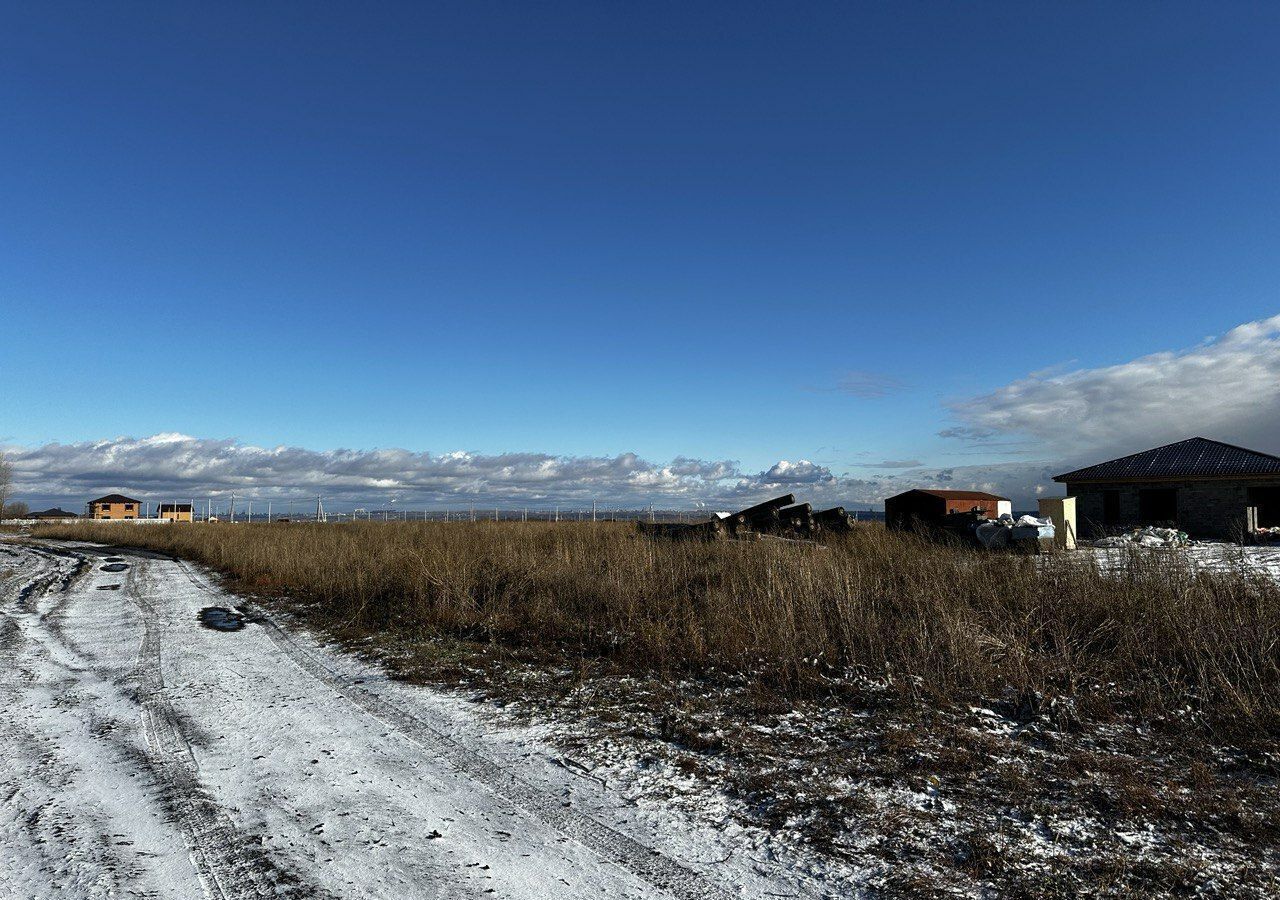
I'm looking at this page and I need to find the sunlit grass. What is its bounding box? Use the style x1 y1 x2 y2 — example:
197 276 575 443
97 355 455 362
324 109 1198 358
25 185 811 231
34 520 1280 732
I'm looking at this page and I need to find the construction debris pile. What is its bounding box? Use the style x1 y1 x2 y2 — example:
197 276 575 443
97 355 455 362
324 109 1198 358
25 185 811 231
1091 526 1191 548
1250 525 1280 544
636 494 857 542
915 509 1058 552
973 514 1056 551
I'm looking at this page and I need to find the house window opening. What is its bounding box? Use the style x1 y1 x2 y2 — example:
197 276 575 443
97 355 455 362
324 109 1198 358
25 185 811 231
1138 488 1178 526
1248 487 1280 528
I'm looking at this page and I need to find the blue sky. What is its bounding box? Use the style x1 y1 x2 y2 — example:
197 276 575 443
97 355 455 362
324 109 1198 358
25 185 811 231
3 3 1279 508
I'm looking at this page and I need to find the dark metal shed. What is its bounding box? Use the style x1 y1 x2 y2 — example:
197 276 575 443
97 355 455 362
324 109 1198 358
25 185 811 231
884 489 1009 531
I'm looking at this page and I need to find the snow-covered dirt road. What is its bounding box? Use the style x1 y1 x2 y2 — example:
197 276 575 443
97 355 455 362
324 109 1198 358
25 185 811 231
0 540 796 900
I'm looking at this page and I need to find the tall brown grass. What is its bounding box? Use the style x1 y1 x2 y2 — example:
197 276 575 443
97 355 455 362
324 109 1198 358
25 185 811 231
33 521 1280 731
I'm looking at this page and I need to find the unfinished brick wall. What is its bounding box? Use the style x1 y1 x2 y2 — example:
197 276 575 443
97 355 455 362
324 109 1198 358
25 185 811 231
1066 479 1278 539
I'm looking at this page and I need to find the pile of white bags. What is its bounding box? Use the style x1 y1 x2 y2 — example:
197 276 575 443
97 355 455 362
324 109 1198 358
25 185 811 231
974 514 1055 549
1092 526 1189 548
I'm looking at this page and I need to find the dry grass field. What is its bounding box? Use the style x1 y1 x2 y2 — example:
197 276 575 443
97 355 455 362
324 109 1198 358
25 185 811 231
28 520 1280 895
33 519 1280 731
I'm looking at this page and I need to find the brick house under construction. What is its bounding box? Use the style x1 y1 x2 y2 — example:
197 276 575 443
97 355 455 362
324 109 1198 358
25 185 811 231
87 494 142 520
157 502 193 523
1053 437 1280 539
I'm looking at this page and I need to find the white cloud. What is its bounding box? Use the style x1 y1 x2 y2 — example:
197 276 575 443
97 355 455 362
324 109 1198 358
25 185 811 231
0 435 843 508
757 460 836 485
36 313 1276 512
1 434 1066 510
945 314 1280 464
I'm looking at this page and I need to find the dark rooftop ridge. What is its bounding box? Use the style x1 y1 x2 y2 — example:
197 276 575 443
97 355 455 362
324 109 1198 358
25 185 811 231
89 493 142 505
30 508 79 518
1053 437 1280 482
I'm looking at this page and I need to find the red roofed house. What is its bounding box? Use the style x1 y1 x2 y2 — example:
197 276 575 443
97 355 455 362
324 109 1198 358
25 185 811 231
884 489 1012 531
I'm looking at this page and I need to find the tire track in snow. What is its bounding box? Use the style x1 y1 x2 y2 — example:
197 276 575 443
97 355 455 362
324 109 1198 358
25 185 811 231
0 548 39 658
170 558 738 900
3 544 74 615
0 545 140 896
129 556 332 900
0 545 71 679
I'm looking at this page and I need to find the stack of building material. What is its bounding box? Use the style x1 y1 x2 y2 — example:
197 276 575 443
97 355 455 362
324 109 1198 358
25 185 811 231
636 495 858 542
814 506 858 533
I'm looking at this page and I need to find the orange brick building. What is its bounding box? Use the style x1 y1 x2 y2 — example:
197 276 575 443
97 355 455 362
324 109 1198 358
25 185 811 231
87 493 142 520
157 502 193 522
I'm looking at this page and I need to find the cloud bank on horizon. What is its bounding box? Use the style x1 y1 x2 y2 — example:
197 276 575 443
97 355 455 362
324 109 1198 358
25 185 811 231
945 314 1280 462
4 434 1048 511
6 315 1278 510
1 435 930 509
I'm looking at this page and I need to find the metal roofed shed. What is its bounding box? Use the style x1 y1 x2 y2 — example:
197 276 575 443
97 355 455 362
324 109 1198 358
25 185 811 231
1053 437 1280 539
884 489 1012 531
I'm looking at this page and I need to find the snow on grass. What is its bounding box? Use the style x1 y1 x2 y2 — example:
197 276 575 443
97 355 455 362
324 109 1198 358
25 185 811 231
1077 542 1280 581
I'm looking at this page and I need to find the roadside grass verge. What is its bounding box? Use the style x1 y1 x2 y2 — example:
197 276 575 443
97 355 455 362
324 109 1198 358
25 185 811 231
31 519 1280 735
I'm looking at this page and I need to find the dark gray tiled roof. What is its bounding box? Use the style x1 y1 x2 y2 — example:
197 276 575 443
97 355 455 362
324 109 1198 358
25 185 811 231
1054 437 1280 482
89 493 142 505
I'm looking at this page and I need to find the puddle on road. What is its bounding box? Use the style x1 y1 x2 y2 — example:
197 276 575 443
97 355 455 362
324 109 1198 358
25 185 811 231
103 556 125 563
199 607 248 632
100 563 129 573
97 584 121 591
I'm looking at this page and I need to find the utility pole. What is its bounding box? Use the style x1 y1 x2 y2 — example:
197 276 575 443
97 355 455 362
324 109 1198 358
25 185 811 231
316 496 323 523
